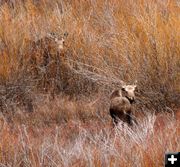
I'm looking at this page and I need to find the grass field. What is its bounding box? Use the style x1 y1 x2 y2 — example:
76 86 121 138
0 0 179 166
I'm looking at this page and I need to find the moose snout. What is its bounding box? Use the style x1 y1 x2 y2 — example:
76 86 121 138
129 97 135 104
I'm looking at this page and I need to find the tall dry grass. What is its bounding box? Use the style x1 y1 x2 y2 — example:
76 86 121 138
0 99 179 167
0 0 179 110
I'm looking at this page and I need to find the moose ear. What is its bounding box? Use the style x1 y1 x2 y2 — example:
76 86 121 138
132 80 137 88
134 80 137 85
54 38 58 42
64 32 69 37
48 32 56 39
132 85 137 91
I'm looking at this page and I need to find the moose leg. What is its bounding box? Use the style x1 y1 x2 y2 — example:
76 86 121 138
110 109 119 125
127 111 133 126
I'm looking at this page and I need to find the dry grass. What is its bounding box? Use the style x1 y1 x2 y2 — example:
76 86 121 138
0 0 179 108
0 94 180 167
0 0 180 166
0 98 179 167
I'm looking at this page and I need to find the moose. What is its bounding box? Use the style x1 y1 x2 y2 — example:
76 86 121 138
25 32 69 90
109 82 137 126
30 32 68 66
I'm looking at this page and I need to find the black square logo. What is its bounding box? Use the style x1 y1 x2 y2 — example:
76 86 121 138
165 152 180 167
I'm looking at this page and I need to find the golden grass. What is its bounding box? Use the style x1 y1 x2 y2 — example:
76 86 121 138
0 1 179 110
0 0 179 95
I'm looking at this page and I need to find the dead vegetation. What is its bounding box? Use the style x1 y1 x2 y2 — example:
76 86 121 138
0 0 179 110
0 101 179 167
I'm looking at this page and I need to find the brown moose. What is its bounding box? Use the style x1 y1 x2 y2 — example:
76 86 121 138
109 83 137 126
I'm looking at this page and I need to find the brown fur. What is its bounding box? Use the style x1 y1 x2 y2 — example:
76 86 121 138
110 85 136 126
